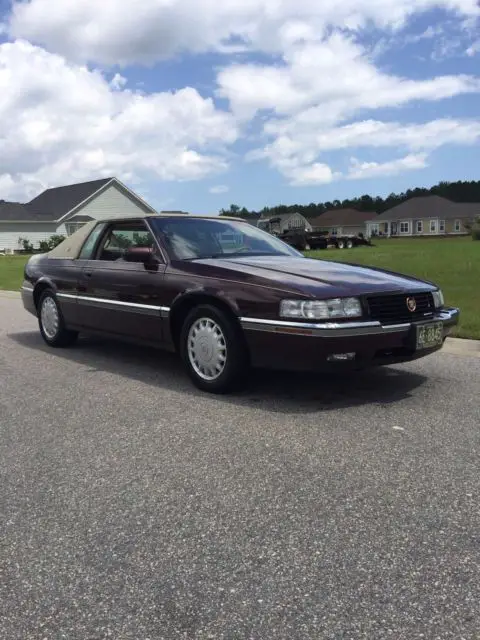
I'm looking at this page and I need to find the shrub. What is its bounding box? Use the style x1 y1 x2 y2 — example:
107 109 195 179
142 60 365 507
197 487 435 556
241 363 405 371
48 234 66 249
39 240 50 253
470 216 480 241
18 237 34 253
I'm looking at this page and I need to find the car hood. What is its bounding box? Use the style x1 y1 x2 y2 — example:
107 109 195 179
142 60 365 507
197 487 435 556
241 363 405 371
196 255 436 296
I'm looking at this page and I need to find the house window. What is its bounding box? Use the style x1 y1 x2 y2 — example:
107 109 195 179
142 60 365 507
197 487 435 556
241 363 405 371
65 222 87 236
430 220 438 233
331 228 338 236
370 223 379 235
400 221 410 234
439 220 445 233
454 219 461 232
416 220 423 233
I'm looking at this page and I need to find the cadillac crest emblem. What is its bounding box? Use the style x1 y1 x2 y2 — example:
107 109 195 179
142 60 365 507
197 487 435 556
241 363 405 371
406 296 417 312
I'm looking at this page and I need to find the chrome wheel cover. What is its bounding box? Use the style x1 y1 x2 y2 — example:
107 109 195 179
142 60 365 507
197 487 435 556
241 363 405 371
41 296 60 339
188 317 227 381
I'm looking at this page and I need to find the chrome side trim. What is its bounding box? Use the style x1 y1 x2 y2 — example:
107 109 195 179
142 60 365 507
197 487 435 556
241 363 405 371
240 317 409 337
21 285 34 293
56 293 170 317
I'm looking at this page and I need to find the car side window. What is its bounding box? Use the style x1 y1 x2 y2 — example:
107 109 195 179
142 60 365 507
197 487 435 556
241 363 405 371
78 222 107 260
96 223 156 261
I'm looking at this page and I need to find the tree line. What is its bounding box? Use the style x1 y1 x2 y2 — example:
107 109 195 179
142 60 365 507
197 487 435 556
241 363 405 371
219 179 480 220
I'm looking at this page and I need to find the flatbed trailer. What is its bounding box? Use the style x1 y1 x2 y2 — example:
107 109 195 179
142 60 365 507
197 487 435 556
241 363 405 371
278 229 372 251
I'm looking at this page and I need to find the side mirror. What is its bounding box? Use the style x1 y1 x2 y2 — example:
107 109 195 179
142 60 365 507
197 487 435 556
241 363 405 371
124 247 160 269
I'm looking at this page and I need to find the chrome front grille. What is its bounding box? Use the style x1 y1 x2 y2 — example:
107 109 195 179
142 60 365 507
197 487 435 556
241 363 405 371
366 292 435 325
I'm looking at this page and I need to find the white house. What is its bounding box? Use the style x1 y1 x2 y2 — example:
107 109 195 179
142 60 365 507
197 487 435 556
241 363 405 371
257 212 312 235
0 177 157 252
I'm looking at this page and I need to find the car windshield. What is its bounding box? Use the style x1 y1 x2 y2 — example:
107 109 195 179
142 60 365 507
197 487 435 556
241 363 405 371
150 217 303 261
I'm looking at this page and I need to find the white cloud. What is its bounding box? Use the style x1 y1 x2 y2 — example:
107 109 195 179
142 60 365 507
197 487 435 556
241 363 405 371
231 30 480 183
288 162 338 186
263 117 480 155
347 153 428 179
218 34 480 119
466 40 480 55
249 116 480 184
209 184 229 194
0 40 237 200
8 0 480 66
3 1 480 194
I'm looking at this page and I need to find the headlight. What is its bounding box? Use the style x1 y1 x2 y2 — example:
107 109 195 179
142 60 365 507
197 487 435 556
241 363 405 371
280 297 363 320
432 289 444 309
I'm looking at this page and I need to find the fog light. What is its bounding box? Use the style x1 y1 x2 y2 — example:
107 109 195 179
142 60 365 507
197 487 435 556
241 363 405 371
327 352 356 362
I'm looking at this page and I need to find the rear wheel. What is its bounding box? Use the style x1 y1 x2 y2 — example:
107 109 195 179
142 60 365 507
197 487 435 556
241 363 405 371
38 290 78 347
337 239 345 249
180 304 249 393
346 239 353 249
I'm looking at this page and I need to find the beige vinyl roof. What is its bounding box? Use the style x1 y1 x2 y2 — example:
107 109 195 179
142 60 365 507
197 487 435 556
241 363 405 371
47 214 245 259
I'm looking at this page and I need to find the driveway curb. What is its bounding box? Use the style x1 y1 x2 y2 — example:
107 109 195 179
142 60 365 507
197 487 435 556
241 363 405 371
1 289 479 356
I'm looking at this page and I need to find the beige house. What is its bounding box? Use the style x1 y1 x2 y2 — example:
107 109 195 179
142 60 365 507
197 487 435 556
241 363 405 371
366 196 478 238
0 177 157 252
310 208 373 236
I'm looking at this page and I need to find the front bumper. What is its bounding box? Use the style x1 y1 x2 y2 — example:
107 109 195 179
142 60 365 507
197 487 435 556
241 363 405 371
21 283 37 316
241 307 460 371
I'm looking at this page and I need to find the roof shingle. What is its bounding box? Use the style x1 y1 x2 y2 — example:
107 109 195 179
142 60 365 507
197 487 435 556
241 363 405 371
26 177 112 218
0 177 113 222
372 196 480 221
310 208 373 227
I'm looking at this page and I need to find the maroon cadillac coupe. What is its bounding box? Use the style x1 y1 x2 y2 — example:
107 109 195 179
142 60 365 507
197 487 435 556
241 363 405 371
21 214 459 393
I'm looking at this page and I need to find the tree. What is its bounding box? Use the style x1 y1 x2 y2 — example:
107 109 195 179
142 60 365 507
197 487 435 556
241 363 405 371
219 204 241 216
217 179 480 221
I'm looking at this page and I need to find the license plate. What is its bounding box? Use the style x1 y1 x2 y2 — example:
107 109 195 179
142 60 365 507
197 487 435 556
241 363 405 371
416 322 443 350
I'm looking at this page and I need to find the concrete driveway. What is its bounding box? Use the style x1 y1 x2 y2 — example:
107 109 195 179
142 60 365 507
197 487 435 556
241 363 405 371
0 294 479 639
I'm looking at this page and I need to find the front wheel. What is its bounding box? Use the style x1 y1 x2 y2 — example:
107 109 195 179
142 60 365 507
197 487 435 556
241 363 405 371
180 305 249 393
38 290 78 347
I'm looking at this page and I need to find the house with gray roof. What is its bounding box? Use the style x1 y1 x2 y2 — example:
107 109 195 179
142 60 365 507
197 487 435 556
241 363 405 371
309 208 372 237
366 195 479 238
0 177 157 252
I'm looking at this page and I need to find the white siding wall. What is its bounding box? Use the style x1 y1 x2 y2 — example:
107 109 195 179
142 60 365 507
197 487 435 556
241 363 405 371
64 183 153 222
343 225 366 236
282 214 312 232
0 223 58 251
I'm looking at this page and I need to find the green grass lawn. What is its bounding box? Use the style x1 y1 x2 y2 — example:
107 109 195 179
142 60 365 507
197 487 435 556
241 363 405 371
0 255 29 291
306 237 480 339
1 238 479 338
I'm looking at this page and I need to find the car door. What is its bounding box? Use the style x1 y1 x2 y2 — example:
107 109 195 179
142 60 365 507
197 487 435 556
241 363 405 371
76 220 167 344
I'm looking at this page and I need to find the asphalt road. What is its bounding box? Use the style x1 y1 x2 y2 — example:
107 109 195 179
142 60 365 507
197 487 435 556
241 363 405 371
1 294 479 640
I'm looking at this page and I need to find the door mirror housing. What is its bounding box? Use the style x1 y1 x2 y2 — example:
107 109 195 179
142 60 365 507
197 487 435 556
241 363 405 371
124 247 160 269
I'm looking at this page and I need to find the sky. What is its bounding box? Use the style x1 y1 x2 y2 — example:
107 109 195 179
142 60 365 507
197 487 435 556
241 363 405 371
0 0 479 214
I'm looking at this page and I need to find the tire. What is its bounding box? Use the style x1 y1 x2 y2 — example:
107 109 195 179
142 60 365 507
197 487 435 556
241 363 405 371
346 240 353 249
337 239 345 249
38 289 78 347
180 304 249 393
